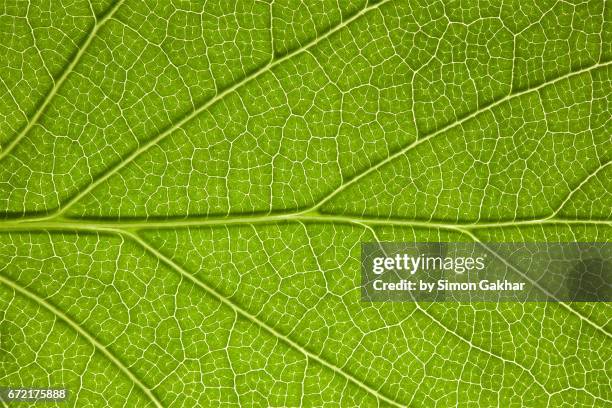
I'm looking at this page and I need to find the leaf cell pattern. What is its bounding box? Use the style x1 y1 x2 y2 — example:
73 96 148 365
0 0 611 407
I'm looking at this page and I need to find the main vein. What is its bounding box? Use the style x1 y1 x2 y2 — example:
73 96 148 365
0 212 610 233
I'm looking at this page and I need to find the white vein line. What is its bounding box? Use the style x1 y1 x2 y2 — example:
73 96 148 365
461 228 612 339
126 231 406 408
547 160 611 219
268 0 275 61
53 0 393 217
306 61 612 212
0 273 163 408
0 0 126 162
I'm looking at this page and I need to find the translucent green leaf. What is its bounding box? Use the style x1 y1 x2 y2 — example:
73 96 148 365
0 0 610 406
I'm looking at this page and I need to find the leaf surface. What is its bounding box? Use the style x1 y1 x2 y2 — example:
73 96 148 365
0 0 610 406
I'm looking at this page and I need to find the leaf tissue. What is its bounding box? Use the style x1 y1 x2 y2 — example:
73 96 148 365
0 0 610 406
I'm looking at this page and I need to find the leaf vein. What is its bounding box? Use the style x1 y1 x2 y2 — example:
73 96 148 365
52 0 393 217
0 270 164 408
308 61 612 213
126 230 407 408
0 0 126 162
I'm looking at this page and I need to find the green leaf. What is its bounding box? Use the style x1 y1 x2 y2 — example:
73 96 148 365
0 0 610 406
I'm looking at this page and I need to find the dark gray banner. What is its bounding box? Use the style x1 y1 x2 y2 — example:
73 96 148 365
361 243 612 302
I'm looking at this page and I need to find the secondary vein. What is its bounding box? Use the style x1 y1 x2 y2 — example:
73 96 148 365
0 272 164 408
51 0 393 218
127 230 407 408
0 0 126 162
